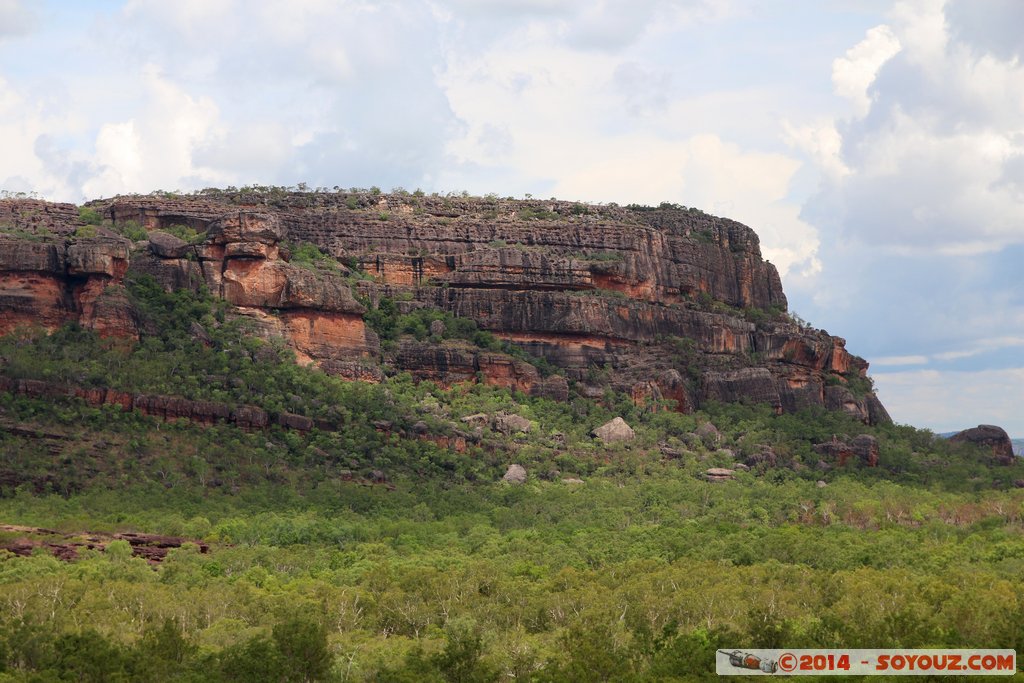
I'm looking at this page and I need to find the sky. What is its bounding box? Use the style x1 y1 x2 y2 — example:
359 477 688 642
0 0 1021 435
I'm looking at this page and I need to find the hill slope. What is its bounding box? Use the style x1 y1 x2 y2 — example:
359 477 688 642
1 189 1022 681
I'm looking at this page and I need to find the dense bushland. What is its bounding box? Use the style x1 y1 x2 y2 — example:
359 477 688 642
1 275 1023 680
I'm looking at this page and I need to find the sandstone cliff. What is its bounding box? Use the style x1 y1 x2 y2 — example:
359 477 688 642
0 191 889 423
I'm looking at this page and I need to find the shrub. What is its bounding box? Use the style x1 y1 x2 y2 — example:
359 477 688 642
78 206 103 225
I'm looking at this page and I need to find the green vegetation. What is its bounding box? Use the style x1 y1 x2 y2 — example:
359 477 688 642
162 223 204 243
1 268 1023 679
286 241 341 274
78 206 103 225
517 207 559 221
0 224 52 241
844 372 876 398
363 297 557 376
111 219 149 241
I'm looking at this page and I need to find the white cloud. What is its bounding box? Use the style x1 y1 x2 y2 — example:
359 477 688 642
0 0 34 39
832 24 901 115
802 0 1024 255
438 29 819 275
874 367 1024 435
787 0 1024 388
82 67 225 197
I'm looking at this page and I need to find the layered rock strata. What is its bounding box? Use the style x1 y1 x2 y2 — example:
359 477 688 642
0 193 889 423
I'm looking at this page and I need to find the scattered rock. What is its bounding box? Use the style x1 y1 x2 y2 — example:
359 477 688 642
148 231 190 259
705 467 735 482
816 480 828 488
851 434 880 466
189 321 212 346
695 422 721 447
950 425 1015 464
493 412 532 435
734 463 750 471
460 413 489 426
716 448 735 460
277 412 313 431
814 434 879 467
429 319 446 337
411 420 429 435
746 448 777 468
562 477 585 485
659 442 683 459
369 470 387 483
592 417 635 443
502 464 527 484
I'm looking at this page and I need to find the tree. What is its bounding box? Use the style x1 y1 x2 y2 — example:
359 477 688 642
272 618 334 683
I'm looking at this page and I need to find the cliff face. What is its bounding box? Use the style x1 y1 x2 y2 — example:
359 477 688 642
0 192 889 424
0 235 137 339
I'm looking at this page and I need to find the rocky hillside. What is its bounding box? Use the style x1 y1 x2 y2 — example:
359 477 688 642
0 189 888 423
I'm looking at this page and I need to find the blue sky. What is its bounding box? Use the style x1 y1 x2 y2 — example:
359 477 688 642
1 0 1021 435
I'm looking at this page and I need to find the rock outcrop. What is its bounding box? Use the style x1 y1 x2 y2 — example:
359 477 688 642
813 434 880 467
0 192 890 423
0 234 137 338
950 425 1015 465
705 467 735 482
502 464 527 484
592 417 635 443
0 524 209 564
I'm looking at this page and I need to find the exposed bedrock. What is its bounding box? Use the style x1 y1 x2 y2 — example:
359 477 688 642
0 194 889 423
0 235 137 338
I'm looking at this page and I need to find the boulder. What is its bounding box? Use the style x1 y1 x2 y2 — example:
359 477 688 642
695 422 720 447
502 464 527 484
950 425 1015 464
814 434 879 467
592 417 635 443
746 447 777 468
705 467 735 482
850 434 880 466
493 412 532 435
148 231 190 259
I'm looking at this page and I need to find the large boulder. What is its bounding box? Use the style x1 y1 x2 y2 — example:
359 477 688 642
592 417 635 443
502 464 527 484
695 422 721 448
950 425 1015 464
493 412 532 435
148 231 190 259
850 434 880 466
705 467 735 482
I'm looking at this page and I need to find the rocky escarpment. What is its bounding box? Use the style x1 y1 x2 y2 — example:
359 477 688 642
0 191 889 423
0 235 137 338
